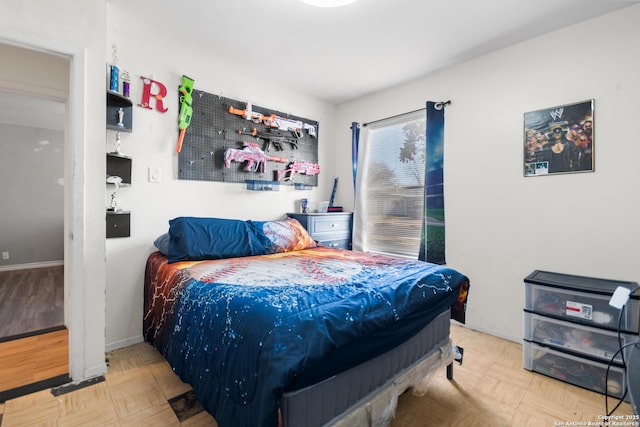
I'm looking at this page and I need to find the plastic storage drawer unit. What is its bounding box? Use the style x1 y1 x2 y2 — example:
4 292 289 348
524 312 636 364
524 341 627 399
524 270 639 333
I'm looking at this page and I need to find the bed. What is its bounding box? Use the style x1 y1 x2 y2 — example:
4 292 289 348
143 216 469 427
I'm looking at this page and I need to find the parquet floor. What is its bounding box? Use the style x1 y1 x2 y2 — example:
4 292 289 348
0 324 633 426
392 325 634 426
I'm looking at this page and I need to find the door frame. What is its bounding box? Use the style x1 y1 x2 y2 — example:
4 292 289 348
0 34 90 381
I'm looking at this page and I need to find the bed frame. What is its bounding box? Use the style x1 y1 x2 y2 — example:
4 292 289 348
279 308 456 427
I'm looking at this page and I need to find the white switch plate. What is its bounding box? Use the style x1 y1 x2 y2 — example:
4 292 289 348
148 167 161 183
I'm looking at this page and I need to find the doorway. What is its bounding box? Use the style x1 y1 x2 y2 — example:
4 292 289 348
0 46 70 399
0 91 65 339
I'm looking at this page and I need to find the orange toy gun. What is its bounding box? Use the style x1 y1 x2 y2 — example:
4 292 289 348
228 101 275 127
228 101 317 139
176 75 194 153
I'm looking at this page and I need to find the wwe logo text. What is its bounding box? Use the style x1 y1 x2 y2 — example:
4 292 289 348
549 108 564 121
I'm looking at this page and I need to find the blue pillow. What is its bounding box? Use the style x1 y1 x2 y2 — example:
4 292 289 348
153 233 170 255
167 217 269 263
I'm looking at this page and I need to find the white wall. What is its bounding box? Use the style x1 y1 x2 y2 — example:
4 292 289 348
336 5 640 342
104 28 337 349
0 123 64 267
0 48 68 270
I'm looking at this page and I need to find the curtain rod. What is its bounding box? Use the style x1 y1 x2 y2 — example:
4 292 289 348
361 100 450 127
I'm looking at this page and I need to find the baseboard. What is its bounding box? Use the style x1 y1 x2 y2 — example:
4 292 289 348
452 321 521 344
0 260 64 272
0 325 66 344
105 334 143 352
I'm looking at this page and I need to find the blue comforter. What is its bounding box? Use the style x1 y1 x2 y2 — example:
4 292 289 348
144 247 469 427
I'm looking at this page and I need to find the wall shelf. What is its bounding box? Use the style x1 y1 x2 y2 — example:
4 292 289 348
106 90 132 132
106 152 132 185
106 89 133 239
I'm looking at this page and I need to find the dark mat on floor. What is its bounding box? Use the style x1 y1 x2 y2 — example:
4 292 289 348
168 390 204 422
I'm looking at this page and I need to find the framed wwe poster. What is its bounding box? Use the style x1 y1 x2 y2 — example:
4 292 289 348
523 99 594 176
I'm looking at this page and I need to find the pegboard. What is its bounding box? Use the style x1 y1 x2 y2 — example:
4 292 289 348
178 90 319 187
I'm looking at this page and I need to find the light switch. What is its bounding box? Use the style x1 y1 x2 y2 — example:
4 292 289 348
148 167 161 183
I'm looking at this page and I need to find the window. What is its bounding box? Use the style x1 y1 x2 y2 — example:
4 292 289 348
353 110 426 258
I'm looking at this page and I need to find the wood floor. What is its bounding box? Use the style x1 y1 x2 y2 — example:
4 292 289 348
0 266 68 398
0 266 64 339
0 324 633 426
0 329 69 394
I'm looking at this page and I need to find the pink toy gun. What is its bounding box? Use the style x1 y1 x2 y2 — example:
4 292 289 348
224 142 288 173
277 161 320 181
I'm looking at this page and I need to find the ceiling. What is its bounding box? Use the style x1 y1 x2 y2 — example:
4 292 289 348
1 0 635 130
107 0 638 105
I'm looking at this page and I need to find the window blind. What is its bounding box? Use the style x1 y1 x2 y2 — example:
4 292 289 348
354 110 426 258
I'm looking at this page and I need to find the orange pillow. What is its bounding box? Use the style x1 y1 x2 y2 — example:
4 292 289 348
257 218 317 253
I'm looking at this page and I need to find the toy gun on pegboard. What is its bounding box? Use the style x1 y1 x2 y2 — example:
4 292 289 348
237 127 300 151
229 101 317 139
224 142 289 173
277 161 320 181
176 75 194 153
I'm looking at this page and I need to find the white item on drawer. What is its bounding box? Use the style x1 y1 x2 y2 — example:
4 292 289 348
610 286 632 309
565 300 592 320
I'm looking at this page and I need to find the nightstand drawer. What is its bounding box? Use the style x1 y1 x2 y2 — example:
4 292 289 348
317 238 351 250
287 213 353 250
310 216 351 235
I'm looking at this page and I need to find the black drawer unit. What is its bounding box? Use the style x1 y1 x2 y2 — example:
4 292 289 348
287 212 352 250
106 211 131 238
523 270 639 399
